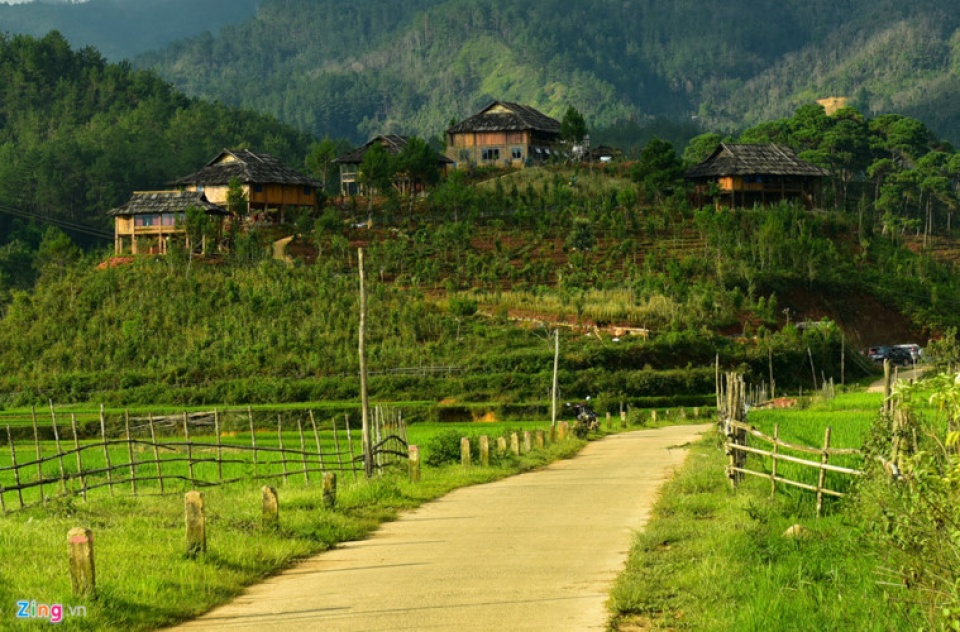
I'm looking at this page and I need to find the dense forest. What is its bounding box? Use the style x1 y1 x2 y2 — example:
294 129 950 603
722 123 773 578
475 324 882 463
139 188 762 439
124 0 960 145
0 0 260 60
0 31 315 249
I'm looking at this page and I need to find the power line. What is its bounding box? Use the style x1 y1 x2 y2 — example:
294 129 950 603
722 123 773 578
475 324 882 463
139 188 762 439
0 204 113 241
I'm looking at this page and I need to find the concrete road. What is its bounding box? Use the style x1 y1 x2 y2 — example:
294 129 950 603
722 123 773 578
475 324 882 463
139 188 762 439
173 424 712 632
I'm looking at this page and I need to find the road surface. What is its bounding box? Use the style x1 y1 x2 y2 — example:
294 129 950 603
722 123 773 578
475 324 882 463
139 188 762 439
173 423 712 631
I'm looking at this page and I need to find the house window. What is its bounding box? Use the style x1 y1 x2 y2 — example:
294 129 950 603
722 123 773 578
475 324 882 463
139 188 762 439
254 184 264 193
134 214 157 227
161 213 177 227
303 186 312 195
481 148 500 161
197 185 204 192
511 147 522 160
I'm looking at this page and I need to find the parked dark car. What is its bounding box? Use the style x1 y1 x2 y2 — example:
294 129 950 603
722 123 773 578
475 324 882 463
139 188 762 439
886 347 914 366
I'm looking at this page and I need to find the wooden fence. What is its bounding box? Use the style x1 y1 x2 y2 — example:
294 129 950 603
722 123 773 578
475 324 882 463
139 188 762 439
0 404 407 513
717 372 863 517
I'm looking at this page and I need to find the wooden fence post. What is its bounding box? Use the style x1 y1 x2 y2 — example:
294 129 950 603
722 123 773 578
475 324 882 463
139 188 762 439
510 433 520 456
68 527 95 597
277 415 288 484
479 436 489 466
214 409 223 483
816 427 832 518
312 411 328 475
408 445 421 482
185 490 205 558
124 411 137 496
297 417 309 484
620 411 626 429
461 437 472 466
771 424 780 499
496 437 507 455
650 410 657 425
99 406 113 497
7 426 23 509
323 472 337 509
522 431 532 454
183 412 194 483
606 412 611 430
148 415 164 494
70 414 86 501
535 430 545 449
248 407 258 479
32 406 45 504
262 486 279 530
51 403 67 496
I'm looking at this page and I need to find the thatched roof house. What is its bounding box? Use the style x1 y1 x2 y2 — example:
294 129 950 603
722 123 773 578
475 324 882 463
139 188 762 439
445 101 561 169
334 135 452 197
686 143 829 209
173 149 320 219
108 191 226 256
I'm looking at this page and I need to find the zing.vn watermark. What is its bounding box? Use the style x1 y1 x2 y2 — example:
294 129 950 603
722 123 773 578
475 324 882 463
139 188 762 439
16 601 87 624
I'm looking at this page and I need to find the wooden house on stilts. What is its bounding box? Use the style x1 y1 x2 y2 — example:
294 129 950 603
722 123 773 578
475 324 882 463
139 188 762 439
173 149 321 222
108 191 226 255
686 143 830 209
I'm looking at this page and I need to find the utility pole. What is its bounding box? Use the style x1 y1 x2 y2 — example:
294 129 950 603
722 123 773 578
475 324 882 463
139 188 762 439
551 329 559 428
358 248 373 477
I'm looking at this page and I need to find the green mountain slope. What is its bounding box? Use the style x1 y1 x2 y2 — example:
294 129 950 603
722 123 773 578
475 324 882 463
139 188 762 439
130 0 960 144
0 0 260 60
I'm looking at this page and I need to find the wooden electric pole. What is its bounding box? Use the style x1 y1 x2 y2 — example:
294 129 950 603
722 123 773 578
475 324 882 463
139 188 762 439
551 329 559 428
358 248 373 478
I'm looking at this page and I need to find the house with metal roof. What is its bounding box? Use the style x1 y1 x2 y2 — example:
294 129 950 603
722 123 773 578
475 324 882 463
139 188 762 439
445 101 562 169
108 191 226 255
173 149 321 221
685 143 830 209
334 134 452 197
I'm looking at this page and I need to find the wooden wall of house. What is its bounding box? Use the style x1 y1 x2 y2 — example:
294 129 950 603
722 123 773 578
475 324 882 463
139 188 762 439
186 184 317 209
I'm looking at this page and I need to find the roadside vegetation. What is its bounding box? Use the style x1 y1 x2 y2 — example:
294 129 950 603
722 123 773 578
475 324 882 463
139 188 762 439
611 376 960 630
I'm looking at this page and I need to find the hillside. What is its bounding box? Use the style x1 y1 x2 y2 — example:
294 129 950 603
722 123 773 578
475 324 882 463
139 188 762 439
123 0 960 144
0 0 260 60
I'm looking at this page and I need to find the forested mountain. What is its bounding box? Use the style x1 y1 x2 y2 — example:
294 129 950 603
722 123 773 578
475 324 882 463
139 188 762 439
0 0 260 60
125 0 960 145
0 31 315 266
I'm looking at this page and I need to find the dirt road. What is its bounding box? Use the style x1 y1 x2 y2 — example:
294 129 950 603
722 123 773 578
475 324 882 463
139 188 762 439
173 424 712 631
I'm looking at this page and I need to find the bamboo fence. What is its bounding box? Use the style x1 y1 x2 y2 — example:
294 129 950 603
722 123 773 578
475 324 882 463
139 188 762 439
717 371 863 517
0 405 407 513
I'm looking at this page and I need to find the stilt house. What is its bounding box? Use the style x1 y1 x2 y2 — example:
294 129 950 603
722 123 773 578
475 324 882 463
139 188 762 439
334 134 452 197
108 191 226 255
686 143 830 209
173 149 321 221
445 101 561 169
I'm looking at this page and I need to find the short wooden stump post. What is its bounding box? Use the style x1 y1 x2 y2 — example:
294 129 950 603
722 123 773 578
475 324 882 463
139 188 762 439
323 472 337 509
606 412 611 429
693 407 700 419
185 491 206 558
522 431 532 454
559 422 568 440
535 430 545 449
496 436 507 455
408 445 421 482
651 410 657 424
510 433 520 456
262 486 279 530
460 437 471 466
549 426 557 443
479 435 490 466
620 411 627 428
68 527 95 597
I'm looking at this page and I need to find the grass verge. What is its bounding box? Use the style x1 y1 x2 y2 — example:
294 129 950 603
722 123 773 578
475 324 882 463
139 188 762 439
608 430 924 630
